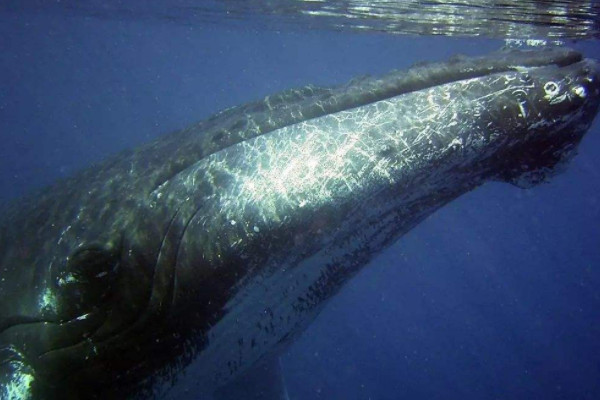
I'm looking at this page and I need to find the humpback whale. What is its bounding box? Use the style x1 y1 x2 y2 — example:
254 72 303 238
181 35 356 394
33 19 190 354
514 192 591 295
0 47 599 399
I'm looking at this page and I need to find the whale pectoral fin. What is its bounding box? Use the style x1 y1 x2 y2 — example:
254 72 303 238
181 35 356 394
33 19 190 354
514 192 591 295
0 347 34 400
214 356 289 400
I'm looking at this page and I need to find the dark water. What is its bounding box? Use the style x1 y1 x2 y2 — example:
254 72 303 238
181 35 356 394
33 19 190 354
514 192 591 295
1 3 600 400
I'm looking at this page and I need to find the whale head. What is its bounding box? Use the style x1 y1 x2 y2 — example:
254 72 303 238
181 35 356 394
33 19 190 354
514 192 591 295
492 58 600 187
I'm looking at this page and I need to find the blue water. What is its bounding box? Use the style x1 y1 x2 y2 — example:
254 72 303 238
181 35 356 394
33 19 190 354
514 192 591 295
1 10 599 400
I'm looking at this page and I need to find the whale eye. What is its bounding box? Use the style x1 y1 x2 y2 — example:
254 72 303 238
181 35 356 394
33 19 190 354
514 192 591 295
544 81 560 97
55 244 119 321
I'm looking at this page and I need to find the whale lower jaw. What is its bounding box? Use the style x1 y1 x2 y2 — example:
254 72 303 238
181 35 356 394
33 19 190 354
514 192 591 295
157 175 477 398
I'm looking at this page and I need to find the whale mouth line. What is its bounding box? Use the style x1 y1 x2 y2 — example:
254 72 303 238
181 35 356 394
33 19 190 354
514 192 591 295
0 315 56 334
0 312 107 365
0 312 105 334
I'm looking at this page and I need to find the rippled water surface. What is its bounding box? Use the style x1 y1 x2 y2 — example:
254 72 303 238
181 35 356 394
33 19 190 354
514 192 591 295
4 0 600 39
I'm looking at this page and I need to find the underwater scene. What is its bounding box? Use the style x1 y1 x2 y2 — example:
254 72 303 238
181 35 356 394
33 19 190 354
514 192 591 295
1 1 600 399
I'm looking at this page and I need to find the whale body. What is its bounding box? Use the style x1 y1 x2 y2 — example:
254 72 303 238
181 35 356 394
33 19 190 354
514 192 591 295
1 47 599 399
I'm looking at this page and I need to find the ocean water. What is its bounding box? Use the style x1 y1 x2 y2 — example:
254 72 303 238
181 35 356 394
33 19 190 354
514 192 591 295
1 5 600 400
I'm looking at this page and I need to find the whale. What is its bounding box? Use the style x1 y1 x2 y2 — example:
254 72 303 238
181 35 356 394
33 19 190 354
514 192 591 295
1 47 599 400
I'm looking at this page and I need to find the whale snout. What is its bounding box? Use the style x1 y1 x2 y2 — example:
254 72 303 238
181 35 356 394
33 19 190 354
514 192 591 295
557 59 600 114
493 57 600 189
575 59 600 107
